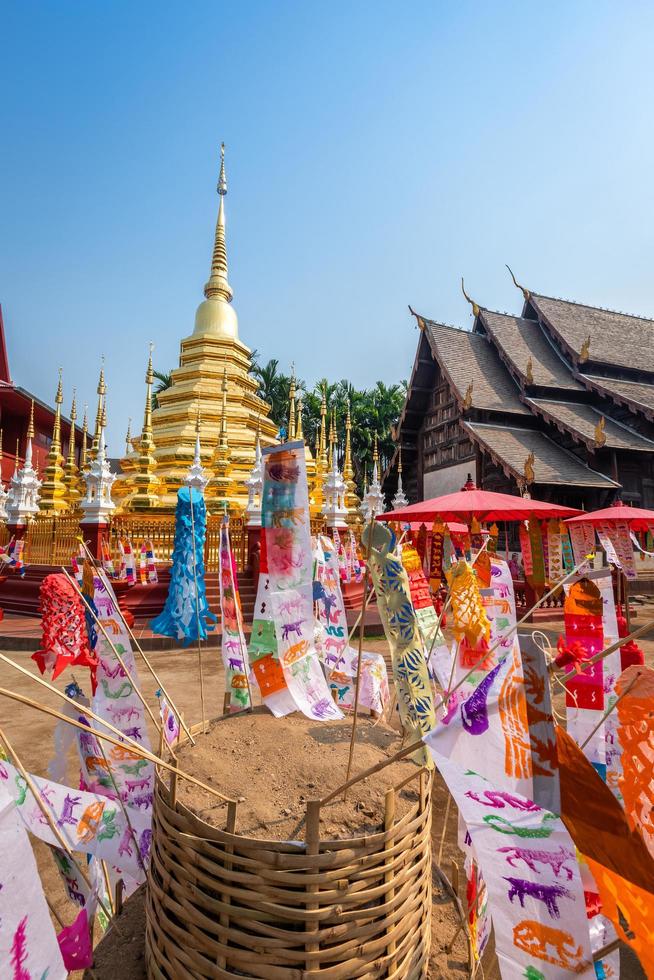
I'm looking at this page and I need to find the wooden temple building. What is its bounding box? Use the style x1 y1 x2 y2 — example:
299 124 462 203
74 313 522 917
386 275 654 509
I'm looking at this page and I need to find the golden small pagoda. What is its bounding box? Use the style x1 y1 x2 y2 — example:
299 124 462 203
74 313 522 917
116 143 277 511
62 389 81 511
123 346 161 511
39 370 68 515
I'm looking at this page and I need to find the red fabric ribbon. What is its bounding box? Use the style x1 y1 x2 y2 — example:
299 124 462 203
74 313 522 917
555 635 588 670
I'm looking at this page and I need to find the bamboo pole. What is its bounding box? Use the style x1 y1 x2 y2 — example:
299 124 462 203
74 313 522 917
344 515 374 794
60 568 163 739
0 683 237 805
0 723 115 927
188 488 207 732
77 542 196 746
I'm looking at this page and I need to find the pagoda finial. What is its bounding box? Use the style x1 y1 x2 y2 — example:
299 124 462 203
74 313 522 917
392 446 409 508
27 399 35 440
209 363 233 506
343 401 354 484
38 370 68 513
219 363 229 444
91 356 106 461
461 277 480 317
204 142 233 303
80 406 88 474
288 365 297 441
318 384 328 470
296 396 305 440
63 389 81 510
506 264 530 301
125 344 159 510
125 418 132 455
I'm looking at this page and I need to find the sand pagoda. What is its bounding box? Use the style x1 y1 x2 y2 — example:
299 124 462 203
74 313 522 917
118 144 278 512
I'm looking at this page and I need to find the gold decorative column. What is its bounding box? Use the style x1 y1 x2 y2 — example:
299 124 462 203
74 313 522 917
63 389 81 511
288 371 297 441
124 346 160 511
78 406 88 493
39 370 68 514
343 400 360 517
90 362 106 463
208 364 234 508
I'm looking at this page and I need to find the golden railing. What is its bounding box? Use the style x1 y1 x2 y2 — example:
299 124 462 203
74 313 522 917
0 523 9 547
110 511 248 572
25 514 82 565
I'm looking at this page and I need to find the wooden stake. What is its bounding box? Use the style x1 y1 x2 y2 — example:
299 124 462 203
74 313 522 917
188 488 207 732
0 723 115 927
77 544 195 746
0 685 237 805
60 567 163 739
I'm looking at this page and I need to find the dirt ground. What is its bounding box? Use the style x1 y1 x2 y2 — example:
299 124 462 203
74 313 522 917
0 616 651 978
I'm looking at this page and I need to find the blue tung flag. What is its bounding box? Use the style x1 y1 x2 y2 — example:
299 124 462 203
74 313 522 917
150 486 216 645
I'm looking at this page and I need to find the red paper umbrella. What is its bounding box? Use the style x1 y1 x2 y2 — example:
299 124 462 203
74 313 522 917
32 574 99 691
381 486 582 524
566 501 654 532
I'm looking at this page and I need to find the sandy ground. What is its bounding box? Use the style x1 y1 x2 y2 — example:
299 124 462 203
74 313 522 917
0 617 651 978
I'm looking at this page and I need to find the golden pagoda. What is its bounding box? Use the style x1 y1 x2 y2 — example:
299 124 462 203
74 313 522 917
90 362 106 463
123 346 161 511
62 389 81 511
39 370 68 515
343 400 361 517
116 143 277 510
78 405 89 490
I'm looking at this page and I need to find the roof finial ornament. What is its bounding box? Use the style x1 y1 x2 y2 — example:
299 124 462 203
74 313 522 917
407 305 426 331
218 141 227 195
505 264 530 301
594 415 606 448
462 381 474 410
525 356 534 385
461 278 480 317
204 141 233 303
523 451 535 485
579 334 591 364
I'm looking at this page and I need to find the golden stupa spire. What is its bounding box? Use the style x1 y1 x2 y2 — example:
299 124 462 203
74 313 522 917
91 358 106 461
63 389 81 510
39 368 68 514
27 399 35 440
343 399 360 516
328 408 335 470
125 418 132 455
318 385 328 470
296 396 305 441
203 142 233 304
126 344 160 510
209 363 233 507
288 367 296 441
80 405 88 471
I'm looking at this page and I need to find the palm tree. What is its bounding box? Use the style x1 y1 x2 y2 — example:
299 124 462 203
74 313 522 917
152 370 173 409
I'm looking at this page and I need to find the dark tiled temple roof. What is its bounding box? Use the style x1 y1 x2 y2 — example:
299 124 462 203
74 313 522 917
525 399 654 452
478 310 582 391
422 318 529 415
462 421 618 488
580 375 654 421
529 293 654 374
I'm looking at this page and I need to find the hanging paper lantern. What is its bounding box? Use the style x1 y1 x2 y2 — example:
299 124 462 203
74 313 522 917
32 573 99 691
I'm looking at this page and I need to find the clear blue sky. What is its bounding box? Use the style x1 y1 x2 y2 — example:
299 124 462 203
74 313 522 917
3 1 654 452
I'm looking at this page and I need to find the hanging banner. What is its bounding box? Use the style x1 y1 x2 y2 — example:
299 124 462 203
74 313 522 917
401 541 444 652
429 522 445 592
562 579 605 780
364 522 435 765
0 785 66 979
518 522 533 580
560 523 574 573
117 535 137 584
248 533 297 718
446 560 491 650
0 758 148 881
546 518 564 583
429 756 592 979
598 520 637 580
615 666 654 858
139 539 158 584
314 537 389 715
263 443 342 722
527 519 546 591
219 520 252 711
518 637 560 815
91 574 154 822
568 523 596 568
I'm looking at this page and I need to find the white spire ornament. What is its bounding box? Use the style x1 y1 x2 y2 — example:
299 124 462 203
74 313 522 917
6 403 41 525
391 447 409 510
185 407 211 493
322 451 348 529
80 416 116 523
245 420 263 526
361 434 385 521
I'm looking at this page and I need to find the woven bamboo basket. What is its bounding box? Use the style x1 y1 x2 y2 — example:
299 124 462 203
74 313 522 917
145 763 432 979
